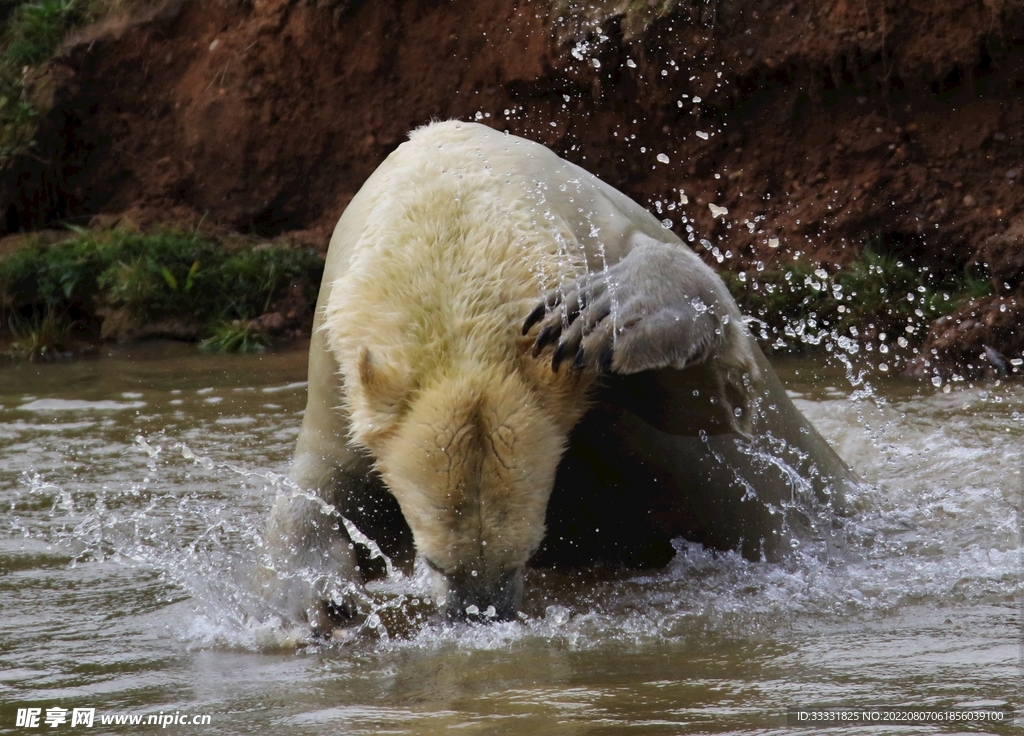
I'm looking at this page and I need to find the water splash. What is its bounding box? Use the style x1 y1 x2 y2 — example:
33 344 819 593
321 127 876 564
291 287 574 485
4 368 1021 657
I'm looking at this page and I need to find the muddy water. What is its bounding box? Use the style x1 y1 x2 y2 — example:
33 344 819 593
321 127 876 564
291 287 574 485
1 342 1020 735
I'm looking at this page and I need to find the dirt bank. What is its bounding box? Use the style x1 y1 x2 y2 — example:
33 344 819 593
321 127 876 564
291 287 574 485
3 0 1023 375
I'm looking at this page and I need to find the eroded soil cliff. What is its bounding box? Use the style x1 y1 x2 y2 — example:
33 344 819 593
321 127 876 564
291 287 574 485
4 0 1023 374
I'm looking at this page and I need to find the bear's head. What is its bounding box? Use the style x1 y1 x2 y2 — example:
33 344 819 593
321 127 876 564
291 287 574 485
344 345 588 620
321 160 597 620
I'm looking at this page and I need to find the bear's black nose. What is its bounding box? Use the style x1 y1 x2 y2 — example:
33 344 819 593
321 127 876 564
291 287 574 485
441 568 522 623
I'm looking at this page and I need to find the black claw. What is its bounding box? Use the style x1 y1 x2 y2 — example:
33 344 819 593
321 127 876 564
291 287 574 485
587 303 612 334
551 340 571 371
324 598 357 625
573 346 586 369
532 323 558 357
523 302 547 335
599 346 614 372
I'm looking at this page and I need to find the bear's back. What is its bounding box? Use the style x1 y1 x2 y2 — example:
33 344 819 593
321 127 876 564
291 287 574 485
406 122 674 269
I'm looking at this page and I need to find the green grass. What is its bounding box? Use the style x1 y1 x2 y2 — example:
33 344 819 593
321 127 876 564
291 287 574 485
0 227 993 359
5 0 78 65
724 246 992 352
4 302 73 360
1 0 110 164
0 226 323 353
199 320 267 354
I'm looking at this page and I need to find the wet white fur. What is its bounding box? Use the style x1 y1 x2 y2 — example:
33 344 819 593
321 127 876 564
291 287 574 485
263 122 852 630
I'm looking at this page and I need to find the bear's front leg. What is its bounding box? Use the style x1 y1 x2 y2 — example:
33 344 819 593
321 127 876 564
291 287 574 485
262 453 371 638
524 234 737 375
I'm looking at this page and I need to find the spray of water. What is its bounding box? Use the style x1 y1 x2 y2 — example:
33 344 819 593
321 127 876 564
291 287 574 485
7 380 1019 658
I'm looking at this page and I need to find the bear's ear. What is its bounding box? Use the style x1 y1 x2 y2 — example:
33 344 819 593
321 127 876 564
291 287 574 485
356 346 406 405
348 346 409 446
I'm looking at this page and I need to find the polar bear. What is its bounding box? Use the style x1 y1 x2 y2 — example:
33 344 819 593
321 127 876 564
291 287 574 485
264 121 857 633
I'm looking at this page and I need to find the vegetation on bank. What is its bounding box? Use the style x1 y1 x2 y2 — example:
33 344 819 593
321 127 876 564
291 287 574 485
0 221 993 366
1 0 105 163
0 227 323 359
722 246 991 354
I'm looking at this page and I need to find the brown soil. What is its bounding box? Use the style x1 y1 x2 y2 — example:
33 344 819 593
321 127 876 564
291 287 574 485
3 0 1023 375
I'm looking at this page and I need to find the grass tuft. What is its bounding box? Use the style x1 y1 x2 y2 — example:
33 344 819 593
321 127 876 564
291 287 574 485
199 320 267 354
1 0 98 166
725 246 992 352
5 0 79 66
4 303 73 360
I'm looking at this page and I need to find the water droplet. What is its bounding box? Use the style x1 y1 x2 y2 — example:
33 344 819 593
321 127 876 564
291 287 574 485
465 604 480 616
626 58 636 68
931 376 943 388
657 153 670 164
591 58 601 69
709 203 728 218
768 237 780 248
696 130 710 140
545 604 570 625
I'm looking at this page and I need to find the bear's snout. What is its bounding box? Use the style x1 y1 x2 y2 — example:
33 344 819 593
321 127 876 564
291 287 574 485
437 566 523 623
